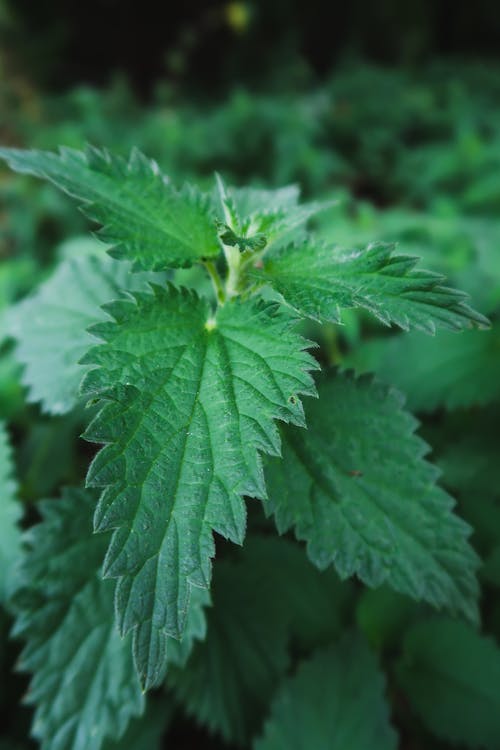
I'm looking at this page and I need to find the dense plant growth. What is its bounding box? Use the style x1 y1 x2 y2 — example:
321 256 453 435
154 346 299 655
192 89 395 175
1 62 500 750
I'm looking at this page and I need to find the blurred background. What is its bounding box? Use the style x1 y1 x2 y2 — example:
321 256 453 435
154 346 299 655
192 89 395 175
1 3 500 749
2 0 500 270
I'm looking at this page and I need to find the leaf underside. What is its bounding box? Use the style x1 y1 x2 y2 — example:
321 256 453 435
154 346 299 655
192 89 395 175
264 371 479 622
6 253 163 415
81 284 317 688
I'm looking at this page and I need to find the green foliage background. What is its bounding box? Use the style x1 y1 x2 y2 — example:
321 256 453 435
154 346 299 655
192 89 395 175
1 5 500 749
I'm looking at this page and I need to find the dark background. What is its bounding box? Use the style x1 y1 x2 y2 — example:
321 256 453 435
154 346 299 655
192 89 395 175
2 0 500 97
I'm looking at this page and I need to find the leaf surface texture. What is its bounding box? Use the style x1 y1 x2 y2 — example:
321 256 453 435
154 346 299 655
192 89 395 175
81 285 317 687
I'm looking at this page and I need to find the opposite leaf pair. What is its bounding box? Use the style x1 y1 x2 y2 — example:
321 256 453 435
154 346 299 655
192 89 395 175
0 145 488 691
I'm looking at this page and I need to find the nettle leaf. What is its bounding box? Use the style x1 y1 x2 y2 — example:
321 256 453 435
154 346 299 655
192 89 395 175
215 176 332 251
168 544 290 745
216 222 268 254
162 584 210 670
80 284 317 689
101 698 172 750
350 324 500 412
11 488 144 750
226 184 302 217
397 619 500 749
0 422 22 603
264 371 479 622
168 536 349 745
235 536 352 652
6 254 162 415
252 241 489 332
0 146 220 270
254 637 398 750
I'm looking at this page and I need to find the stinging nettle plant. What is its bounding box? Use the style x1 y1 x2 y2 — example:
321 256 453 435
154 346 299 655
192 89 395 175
0 145 491 749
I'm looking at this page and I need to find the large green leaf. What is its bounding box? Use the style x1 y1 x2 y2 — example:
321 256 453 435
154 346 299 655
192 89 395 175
6 254 162 415
11 488 144 750
349 324 500 412
0 146 221 270
168 536 349 745
397 619 500 749
254 637 397 750
253 241 489 331
80 285 317 688
264 371 479 621
0 422 21 603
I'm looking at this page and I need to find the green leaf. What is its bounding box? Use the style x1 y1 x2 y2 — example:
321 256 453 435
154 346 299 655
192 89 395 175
6 254 162 415
433 409 500 557
217 222 268 254
11 488 144 750
168 535 349 744
102 698 172 750
215 176 332 252
80 285 317 689
0 422 22 603
397 619 500 749
254 637 397 750
236 536 352 652
253 241 489 332
0 146 220 270
356 585 421 651
224 184 302 217
264 371 479 622
349 325 500 412
168 541 290 745
159 584 210 670
437 409 500 501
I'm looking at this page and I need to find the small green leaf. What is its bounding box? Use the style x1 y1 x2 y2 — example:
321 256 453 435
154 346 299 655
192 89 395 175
264 371 479 622
397 619 500 749
11 488 144 750
217 222 267 253
80 285 317 688
0 146 221 270
253 241 489 332
214 176 332 252
6 254 162 415
254 637 398 750
0 422 22 603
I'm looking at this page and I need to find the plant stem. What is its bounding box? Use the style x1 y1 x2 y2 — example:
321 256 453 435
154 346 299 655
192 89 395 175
224 244 242 299
203 259 226 305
